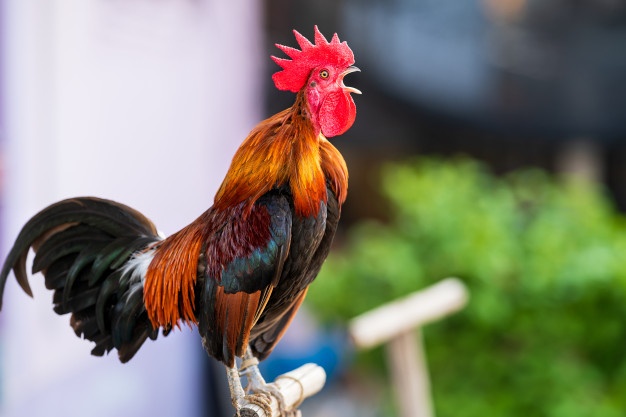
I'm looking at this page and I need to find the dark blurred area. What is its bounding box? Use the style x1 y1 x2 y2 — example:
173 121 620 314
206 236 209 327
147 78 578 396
265 0 626 223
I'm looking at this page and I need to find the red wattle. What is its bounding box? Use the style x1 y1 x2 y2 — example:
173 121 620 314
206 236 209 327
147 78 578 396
319 91 356 137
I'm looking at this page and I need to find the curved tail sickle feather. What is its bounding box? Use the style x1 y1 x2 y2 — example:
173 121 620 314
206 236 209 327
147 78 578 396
0 197 164 362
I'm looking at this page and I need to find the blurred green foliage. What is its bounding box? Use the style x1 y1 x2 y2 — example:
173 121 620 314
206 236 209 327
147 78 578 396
307 157 626 417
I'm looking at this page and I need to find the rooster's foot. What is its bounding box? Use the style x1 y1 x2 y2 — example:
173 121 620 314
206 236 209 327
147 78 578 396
239 348 297 416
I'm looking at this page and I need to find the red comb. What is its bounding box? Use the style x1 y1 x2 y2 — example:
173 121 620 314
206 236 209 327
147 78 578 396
272 26 355 93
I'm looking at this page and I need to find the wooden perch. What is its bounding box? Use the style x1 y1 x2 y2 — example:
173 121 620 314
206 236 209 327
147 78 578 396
239 363 326 417
349 277 469 349
349 278 469 417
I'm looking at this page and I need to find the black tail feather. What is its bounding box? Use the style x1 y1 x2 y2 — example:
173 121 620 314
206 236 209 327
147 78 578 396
42 255 74 290
96 270 123 334
112 282 146 348
0 197 163 362
90 333 115 357
118 324 153 363
71 307 100 339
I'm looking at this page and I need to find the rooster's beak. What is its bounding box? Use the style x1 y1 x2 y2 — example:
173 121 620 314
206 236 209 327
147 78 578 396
340 66 362 95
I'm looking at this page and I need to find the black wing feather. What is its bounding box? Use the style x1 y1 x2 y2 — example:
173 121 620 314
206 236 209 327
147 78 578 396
249 186 340 360
197 191 292 366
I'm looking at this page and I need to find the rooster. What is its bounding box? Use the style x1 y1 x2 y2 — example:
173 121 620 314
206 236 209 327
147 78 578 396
0 26 359 414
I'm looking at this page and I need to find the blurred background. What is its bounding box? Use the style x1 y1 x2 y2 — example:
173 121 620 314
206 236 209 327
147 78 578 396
1 0 626 416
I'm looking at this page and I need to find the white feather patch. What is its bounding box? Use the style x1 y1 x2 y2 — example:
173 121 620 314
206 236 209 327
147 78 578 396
122 249 156 285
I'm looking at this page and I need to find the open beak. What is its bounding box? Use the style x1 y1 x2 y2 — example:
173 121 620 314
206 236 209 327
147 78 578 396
340 66 362 95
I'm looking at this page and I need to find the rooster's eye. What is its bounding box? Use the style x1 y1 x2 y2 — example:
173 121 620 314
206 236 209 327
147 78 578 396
319 69 329 79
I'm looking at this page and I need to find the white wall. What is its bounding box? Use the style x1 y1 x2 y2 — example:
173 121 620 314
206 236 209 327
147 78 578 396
0 1 262 415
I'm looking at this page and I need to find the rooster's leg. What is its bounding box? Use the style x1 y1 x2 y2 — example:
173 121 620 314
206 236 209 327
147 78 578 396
226 365 246 413
227 359 276 417
240 347 267 392
239 347 290 414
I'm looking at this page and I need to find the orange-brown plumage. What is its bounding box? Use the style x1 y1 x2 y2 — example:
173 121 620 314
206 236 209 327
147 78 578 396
0 26 359 412
143 215 207 328
215 287 265 358
214 91 328 218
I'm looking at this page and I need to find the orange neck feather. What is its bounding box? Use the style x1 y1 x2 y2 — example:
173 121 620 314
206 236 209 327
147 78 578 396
214 91 348 217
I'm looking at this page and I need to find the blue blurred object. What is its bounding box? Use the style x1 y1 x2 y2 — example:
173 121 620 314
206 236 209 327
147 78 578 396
259 308 352 384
